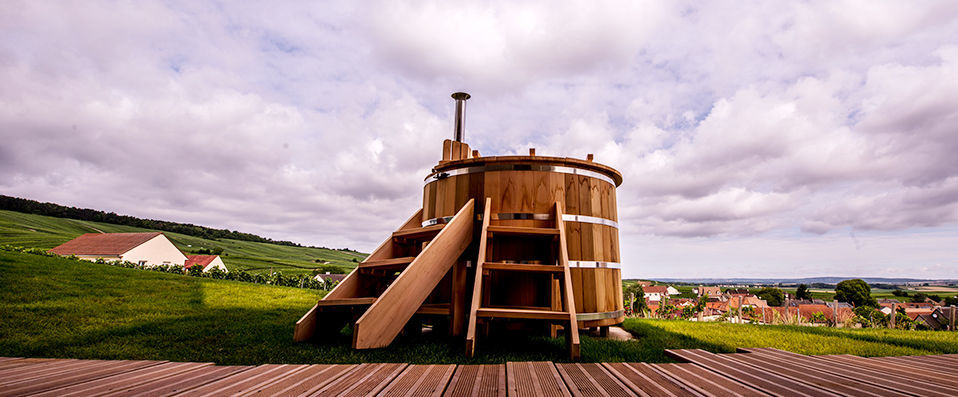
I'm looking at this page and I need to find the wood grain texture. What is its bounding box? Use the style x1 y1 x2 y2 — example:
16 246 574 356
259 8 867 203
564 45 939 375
465 198 492 358
353 200 475 349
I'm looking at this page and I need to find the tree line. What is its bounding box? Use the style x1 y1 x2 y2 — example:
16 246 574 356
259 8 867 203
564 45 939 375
1 195 307 247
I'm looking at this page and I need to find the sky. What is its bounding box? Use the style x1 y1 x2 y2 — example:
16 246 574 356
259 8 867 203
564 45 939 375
2 1 957 279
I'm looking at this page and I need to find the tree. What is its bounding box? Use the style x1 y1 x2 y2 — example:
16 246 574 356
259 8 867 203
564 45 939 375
910 292 928 303
795 284 812 300
835 279 877 307
624 283 648 315
755 287 784 307
944 296 958 306
892 289 909 297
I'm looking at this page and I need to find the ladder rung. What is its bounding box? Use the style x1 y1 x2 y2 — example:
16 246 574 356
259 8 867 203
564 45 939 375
315 297 377 307
476 308 570 320
483 262 563 273
417 303 450 315
392 224 445 239
486 225 559 236
316 297 448 315
359 256 415 268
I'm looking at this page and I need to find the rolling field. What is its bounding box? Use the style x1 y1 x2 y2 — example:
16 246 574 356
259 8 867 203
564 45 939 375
0 209 366 275
4 250 957 365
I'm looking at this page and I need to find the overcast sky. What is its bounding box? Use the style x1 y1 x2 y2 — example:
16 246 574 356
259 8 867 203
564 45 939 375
2 1 957 279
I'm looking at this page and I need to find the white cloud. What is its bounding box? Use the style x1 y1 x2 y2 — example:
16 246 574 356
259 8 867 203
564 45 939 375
1 0 957 277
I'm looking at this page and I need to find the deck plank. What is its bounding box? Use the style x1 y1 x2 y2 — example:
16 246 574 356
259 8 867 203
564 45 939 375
306 363 407 397
602 362 704 397
0 359 164 397
506 361 571 397
174 363 310 396
30 361 213 397
0 358 88 381
240 364 354 396
815 355 958 389
556 363 633 397
107 365 254 397
724 351 910 397
865 355 958 380
740 348 955 397
3 351 958 397
666 349 839 397
443 364 506 397
378 364 456 397
652 363 766 396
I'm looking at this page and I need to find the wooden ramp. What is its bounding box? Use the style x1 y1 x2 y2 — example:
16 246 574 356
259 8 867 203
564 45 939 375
294 199 475 349
4 350 958 396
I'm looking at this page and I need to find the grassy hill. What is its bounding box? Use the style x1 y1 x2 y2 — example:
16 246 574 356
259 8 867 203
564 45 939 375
3 249 957 365
0 209 366 275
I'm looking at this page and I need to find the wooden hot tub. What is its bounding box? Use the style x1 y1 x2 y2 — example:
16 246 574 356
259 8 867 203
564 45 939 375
422 154 625 328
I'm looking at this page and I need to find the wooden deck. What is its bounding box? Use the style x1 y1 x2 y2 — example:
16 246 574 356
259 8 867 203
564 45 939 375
1 349 956 396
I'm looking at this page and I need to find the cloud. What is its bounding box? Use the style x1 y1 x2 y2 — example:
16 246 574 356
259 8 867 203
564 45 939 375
1 1 956 277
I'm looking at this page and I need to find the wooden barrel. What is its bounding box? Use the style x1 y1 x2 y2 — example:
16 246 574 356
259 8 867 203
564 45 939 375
423 155 625 328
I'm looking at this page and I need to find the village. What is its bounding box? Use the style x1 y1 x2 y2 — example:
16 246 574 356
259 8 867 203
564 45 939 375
628 281 958 331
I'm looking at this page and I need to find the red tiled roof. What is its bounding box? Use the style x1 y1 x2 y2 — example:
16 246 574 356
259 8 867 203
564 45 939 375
49 232 163 256
185 255 217 269
644 286 668 294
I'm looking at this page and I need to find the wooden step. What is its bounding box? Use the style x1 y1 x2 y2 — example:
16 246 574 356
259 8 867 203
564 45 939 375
392 224 445 240
358 256 415 269
486 225 559 236
483 263 563 273
315 297 377 307
316 298 450 316
476 308 570 321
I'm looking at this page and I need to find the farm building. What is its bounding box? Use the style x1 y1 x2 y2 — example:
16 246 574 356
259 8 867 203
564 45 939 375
184 255 228 272
49 232 187 267
294 93 625 360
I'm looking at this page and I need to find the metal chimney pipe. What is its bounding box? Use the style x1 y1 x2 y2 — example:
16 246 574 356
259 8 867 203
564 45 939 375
451 92 470 142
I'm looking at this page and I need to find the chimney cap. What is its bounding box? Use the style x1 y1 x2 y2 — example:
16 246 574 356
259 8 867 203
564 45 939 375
452 92 471 100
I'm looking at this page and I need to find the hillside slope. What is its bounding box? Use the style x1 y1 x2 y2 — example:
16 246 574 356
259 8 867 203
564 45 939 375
0 209 365 275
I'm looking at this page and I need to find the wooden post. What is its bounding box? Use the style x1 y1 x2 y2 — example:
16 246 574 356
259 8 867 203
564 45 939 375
697 309 703 322
737 296 743 324
762 306 766 324
950 305 956 331
832 299 839 327
889 303 897 329
529 148 536 156
629 293 635 316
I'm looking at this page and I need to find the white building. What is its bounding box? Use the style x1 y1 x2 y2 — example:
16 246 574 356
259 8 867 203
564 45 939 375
50 232 187 267
185 255 229 272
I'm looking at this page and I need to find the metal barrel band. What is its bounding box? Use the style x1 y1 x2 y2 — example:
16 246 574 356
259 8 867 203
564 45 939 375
568 261 621 269
423 213 619 229
424 163 617 186
421 216 454 227
576 310 625 321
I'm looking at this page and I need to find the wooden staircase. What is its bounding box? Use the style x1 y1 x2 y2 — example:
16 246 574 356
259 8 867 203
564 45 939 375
294 199 475 349
465 198 580 360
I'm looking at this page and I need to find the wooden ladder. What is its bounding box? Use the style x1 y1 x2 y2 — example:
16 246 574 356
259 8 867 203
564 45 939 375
465 198 580 360
294 199 475 349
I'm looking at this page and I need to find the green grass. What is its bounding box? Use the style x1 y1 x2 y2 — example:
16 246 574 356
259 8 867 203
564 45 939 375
4 250 957 365
621 319 958 362
0 209 366 275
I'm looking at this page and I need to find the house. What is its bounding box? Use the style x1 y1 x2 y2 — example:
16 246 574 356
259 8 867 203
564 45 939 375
50 232 186 267
184 255 228 273
666 286 681 296
695 286 722 298
644 286 669 302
